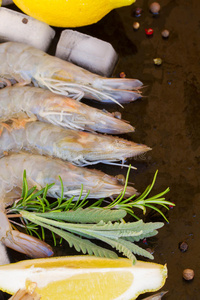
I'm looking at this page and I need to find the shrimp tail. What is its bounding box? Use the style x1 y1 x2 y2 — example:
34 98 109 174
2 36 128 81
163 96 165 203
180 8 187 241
0 209 53 258
3 230 54 258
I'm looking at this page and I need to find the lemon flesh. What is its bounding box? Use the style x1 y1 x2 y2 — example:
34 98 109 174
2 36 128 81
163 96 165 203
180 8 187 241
0 256 167 300
13 0 136 27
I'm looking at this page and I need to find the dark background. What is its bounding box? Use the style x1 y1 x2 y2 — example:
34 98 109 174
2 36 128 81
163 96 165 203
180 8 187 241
1 0 200 299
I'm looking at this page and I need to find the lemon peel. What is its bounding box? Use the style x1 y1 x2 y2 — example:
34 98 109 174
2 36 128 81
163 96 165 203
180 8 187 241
13 0 136 27
0 256 167 300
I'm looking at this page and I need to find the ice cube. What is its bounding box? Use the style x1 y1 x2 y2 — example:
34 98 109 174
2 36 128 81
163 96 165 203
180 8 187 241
55 30 118 77
0 7 55 51
2 0 13 5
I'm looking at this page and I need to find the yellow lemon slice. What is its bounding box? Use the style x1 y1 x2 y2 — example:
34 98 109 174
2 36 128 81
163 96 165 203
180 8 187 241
12 0 136 27
0 255 167 300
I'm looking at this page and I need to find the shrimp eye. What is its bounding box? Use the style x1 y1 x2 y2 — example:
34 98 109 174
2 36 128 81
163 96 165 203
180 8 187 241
115 174 125 185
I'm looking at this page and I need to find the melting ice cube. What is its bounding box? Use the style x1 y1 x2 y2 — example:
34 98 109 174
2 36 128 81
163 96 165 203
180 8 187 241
55 30 118 77
0 7 55 52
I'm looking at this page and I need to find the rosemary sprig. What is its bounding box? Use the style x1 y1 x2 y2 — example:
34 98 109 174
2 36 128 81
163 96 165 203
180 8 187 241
106 169 172 221
6 168 174 262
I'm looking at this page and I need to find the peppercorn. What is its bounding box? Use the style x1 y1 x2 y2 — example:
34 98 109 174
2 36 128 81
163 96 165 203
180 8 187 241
145 28 154 36
135 7 142 17
133 22 140 30
119 71 126 78
149 2 161 15
179 241 188 252
162 29 170 38
183 269 194 281
153 58 162 66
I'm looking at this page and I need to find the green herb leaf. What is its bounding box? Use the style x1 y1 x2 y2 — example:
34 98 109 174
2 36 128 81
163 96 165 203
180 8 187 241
36 207 127 223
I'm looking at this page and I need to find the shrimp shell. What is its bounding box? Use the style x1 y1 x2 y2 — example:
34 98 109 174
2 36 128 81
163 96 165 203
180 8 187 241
0 153 137 202
0 42 142 105
0 242 10 265
0 86 134 134
0 121 151 167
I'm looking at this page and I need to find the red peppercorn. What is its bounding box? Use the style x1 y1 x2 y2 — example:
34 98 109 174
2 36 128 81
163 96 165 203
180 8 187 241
142 238 148 245
120 72 126 78
169 202 175 209
145 28 154 36
135 7 142 17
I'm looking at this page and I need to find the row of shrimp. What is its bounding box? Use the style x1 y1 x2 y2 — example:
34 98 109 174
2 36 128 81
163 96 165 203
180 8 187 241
0 41 151 265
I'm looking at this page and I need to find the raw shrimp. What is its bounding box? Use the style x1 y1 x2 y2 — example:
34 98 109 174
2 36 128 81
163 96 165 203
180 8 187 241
0 42 142 105
0 86 134 134
0 153 137 202
0 121 151 167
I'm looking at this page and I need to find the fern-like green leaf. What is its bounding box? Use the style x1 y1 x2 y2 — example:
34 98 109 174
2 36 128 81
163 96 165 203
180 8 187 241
90 229 143 239
125 230 159 242
63 226 153 261
36 207 127 223
90 220 164 233
77 231 137 263
116 238 154 260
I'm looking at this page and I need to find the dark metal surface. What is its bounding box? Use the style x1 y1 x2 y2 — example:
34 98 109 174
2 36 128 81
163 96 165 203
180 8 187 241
1 1 200 299
79 1 200 299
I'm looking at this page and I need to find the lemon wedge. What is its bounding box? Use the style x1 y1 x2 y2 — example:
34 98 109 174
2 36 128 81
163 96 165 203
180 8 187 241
0 256 167 300
12 0 136 27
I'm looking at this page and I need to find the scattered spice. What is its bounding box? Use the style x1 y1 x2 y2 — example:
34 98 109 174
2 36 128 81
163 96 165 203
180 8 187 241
146 248 154 255
119 71 126 78
153 58 162 65
162 29 170 38
143 238 148 245
133 22 140 30
22 18 28 24
183 269 194 281
135 7 142 17
179 241 188 252
149 2 161 15
168 201 175 209
145 28 154 36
